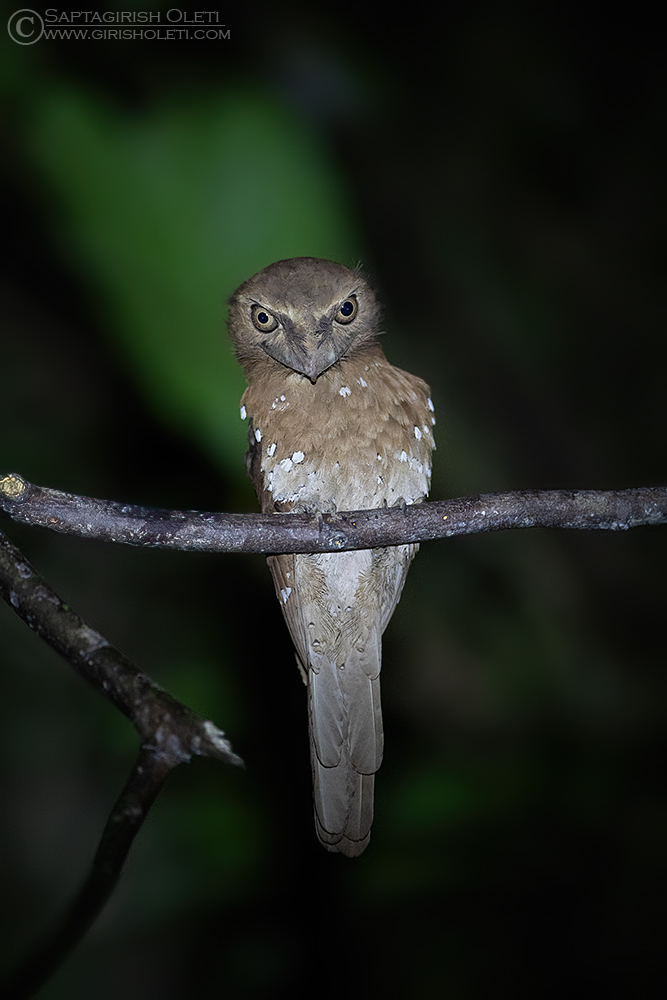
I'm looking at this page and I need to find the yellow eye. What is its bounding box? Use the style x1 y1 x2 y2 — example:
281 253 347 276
334 296 358 325
251 304 278 332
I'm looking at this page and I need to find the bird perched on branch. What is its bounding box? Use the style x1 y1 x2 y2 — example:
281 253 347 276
228 257 435 856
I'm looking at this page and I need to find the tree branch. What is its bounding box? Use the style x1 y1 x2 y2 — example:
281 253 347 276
1 474 666 554
0 525 241 998
0 526 241 768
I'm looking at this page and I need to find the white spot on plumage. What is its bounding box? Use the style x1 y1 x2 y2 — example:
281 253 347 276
414 426 422 440
339 386 351 397
427 397 435 412
423 425 430 435
431 416 436 426
240 405 246 420
280 395 286 401
358 377 368 387
399 451 408 462
279 457 293 472
255 427 262 442
292 451 305 463
280 587 292 604
267 442 276 457
377 453 382 460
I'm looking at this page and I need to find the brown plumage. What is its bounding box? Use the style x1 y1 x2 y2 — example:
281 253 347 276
228 257 435 856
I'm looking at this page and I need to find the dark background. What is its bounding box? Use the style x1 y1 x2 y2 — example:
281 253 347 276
1 2 666 996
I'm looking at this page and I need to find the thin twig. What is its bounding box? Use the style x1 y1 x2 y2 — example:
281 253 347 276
1 474 666 554
0 748 172 1000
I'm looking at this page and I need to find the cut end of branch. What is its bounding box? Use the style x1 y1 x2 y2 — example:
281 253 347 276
0 473 27 498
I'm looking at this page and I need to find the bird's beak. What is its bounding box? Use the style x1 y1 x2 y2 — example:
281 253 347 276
260 327 341 383
299 335 339 383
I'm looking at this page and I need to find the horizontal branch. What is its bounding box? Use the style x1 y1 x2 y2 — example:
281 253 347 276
1 474 666 554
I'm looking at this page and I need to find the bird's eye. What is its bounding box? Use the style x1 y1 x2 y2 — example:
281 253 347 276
334 296 358 325
251 304 278 333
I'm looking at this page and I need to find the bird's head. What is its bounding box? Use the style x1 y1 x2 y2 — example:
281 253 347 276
228 257 381 383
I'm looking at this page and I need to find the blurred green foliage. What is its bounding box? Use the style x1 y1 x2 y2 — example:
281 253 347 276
23 83 361 476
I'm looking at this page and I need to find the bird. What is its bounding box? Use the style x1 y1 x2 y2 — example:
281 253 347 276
228 257 435 856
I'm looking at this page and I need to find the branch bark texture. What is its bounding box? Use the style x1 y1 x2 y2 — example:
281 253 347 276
2 474 665 553
0 526 241 768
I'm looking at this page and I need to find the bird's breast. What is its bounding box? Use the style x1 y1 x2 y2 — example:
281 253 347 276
241 350 435 514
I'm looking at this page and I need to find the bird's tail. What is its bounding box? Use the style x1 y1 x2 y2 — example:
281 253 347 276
308 644 383 857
